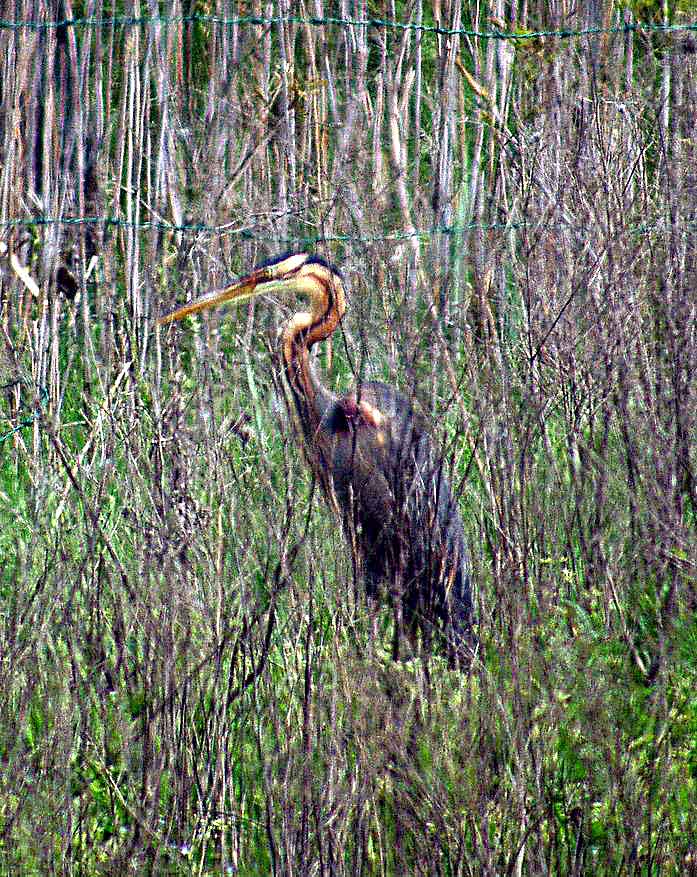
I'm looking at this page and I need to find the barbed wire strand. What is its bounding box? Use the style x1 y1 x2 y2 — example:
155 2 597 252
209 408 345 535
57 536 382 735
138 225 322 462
0 386 47 446
1 216 518 242
2 215 694 243
0 14 696 39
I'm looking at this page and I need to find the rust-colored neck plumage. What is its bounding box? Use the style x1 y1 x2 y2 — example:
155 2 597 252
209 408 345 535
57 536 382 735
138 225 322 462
280 263 346 432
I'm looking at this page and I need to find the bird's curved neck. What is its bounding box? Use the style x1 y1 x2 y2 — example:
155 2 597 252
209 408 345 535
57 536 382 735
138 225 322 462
281 268 345 427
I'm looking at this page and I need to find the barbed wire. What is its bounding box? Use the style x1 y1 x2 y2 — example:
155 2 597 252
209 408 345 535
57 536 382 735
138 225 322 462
0 384 47 446
1 216 520 244
0 13 696 40
2 215 694 245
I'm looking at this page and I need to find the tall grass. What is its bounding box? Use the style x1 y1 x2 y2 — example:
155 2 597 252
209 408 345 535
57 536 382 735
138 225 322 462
1 1 696 874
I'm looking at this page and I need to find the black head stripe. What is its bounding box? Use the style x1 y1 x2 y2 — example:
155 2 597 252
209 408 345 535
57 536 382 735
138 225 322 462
305 255 344 281
256 251 305 271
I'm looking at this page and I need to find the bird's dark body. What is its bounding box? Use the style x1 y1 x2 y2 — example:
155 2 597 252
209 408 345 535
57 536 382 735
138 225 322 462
314 380 473 661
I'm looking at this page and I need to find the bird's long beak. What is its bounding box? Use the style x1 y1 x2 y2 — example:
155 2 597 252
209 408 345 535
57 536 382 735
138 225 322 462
157 269 270 325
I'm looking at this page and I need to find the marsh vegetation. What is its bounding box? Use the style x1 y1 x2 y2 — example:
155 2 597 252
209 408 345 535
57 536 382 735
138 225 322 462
1 1 696 873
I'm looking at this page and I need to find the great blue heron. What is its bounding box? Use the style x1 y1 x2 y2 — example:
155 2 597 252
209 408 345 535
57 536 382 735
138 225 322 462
159 252 474 665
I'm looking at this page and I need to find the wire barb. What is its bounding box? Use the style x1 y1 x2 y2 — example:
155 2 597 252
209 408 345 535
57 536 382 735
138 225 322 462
0 382 48 445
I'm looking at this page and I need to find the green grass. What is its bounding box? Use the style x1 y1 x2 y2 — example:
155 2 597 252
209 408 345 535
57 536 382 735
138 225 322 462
2 339 696 874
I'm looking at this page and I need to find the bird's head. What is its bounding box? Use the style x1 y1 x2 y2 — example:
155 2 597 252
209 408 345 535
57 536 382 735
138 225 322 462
158 252 344 325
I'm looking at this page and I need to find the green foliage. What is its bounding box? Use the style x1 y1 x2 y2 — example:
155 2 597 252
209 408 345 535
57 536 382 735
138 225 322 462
619 0 695 22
